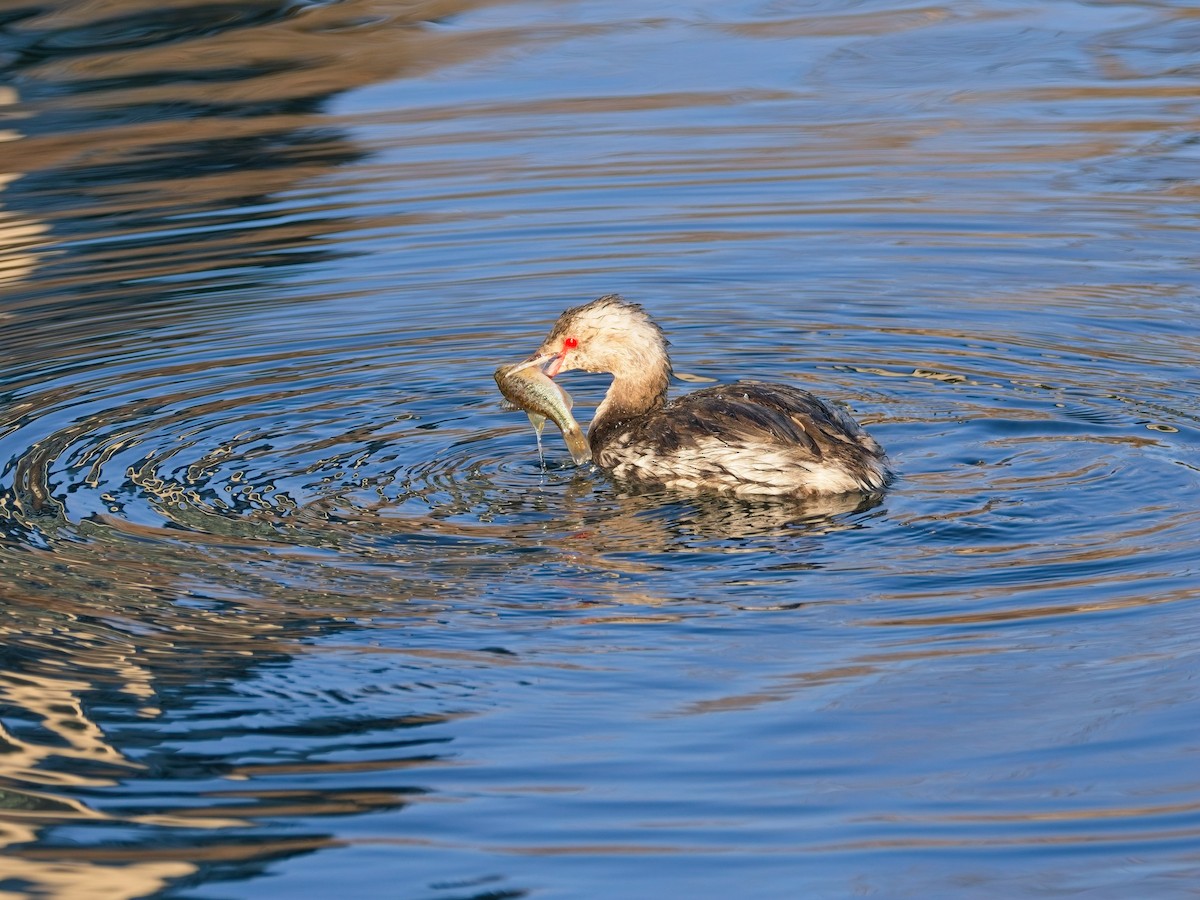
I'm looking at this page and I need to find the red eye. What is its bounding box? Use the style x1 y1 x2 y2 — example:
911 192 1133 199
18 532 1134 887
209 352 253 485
563 336 578 350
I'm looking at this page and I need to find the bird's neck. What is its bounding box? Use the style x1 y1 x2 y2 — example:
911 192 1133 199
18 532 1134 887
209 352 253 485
589 367 670 449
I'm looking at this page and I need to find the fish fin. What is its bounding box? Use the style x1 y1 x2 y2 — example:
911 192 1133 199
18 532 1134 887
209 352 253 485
525 412 547 436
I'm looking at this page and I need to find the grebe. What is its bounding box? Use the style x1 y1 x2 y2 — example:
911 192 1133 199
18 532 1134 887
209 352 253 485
521 295 891 497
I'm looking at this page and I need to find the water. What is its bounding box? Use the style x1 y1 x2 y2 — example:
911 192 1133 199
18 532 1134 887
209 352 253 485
2 0 1199 895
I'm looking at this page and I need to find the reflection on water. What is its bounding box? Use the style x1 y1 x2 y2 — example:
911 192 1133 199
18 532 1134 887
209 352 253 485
1 0 1199 895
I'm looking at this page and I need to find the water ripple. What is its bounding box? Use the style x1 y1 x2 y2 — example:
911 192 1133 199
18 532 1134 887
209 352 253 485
3 0 1200 895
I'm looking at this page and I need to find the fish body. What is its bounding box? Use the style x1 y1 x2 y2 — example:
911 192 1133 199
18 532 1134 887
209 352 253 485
494 362 592 465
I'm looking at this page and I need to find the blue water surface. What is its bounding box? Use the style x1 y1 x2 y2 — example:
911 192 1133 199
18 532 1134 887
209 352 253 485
0 0 1198 896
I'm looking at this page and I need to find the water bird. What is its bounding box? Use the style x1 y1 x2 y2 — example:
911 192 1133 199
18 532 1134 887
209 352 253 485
516 294 891 497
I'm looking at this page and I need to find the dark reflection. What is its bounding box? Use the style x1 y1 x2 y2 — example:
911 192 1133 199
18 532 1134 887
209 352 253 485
0 0 495 337
606 482 886 540
11 3 304 62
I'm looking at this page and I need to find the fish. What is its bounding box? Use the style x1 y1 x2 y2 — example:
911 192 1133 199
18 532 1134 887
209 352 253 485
494 360 592 465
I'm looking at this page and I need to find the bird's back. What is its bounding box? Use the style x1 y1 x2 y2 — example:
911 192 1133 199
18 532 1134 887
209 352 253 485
592 380 890 496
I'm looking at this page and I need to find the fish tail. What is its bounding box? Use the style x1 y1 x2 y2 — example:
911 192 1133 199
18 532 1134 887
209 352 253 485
562 426 592 466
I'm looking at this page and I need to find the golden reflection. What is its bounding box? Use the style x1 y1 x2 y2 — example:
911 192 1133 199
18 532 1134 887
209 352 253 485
0 670 197 898
0 857 195 899
0 516 375 896
0 599 344 894
0 87 50 287
0 669 141 786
